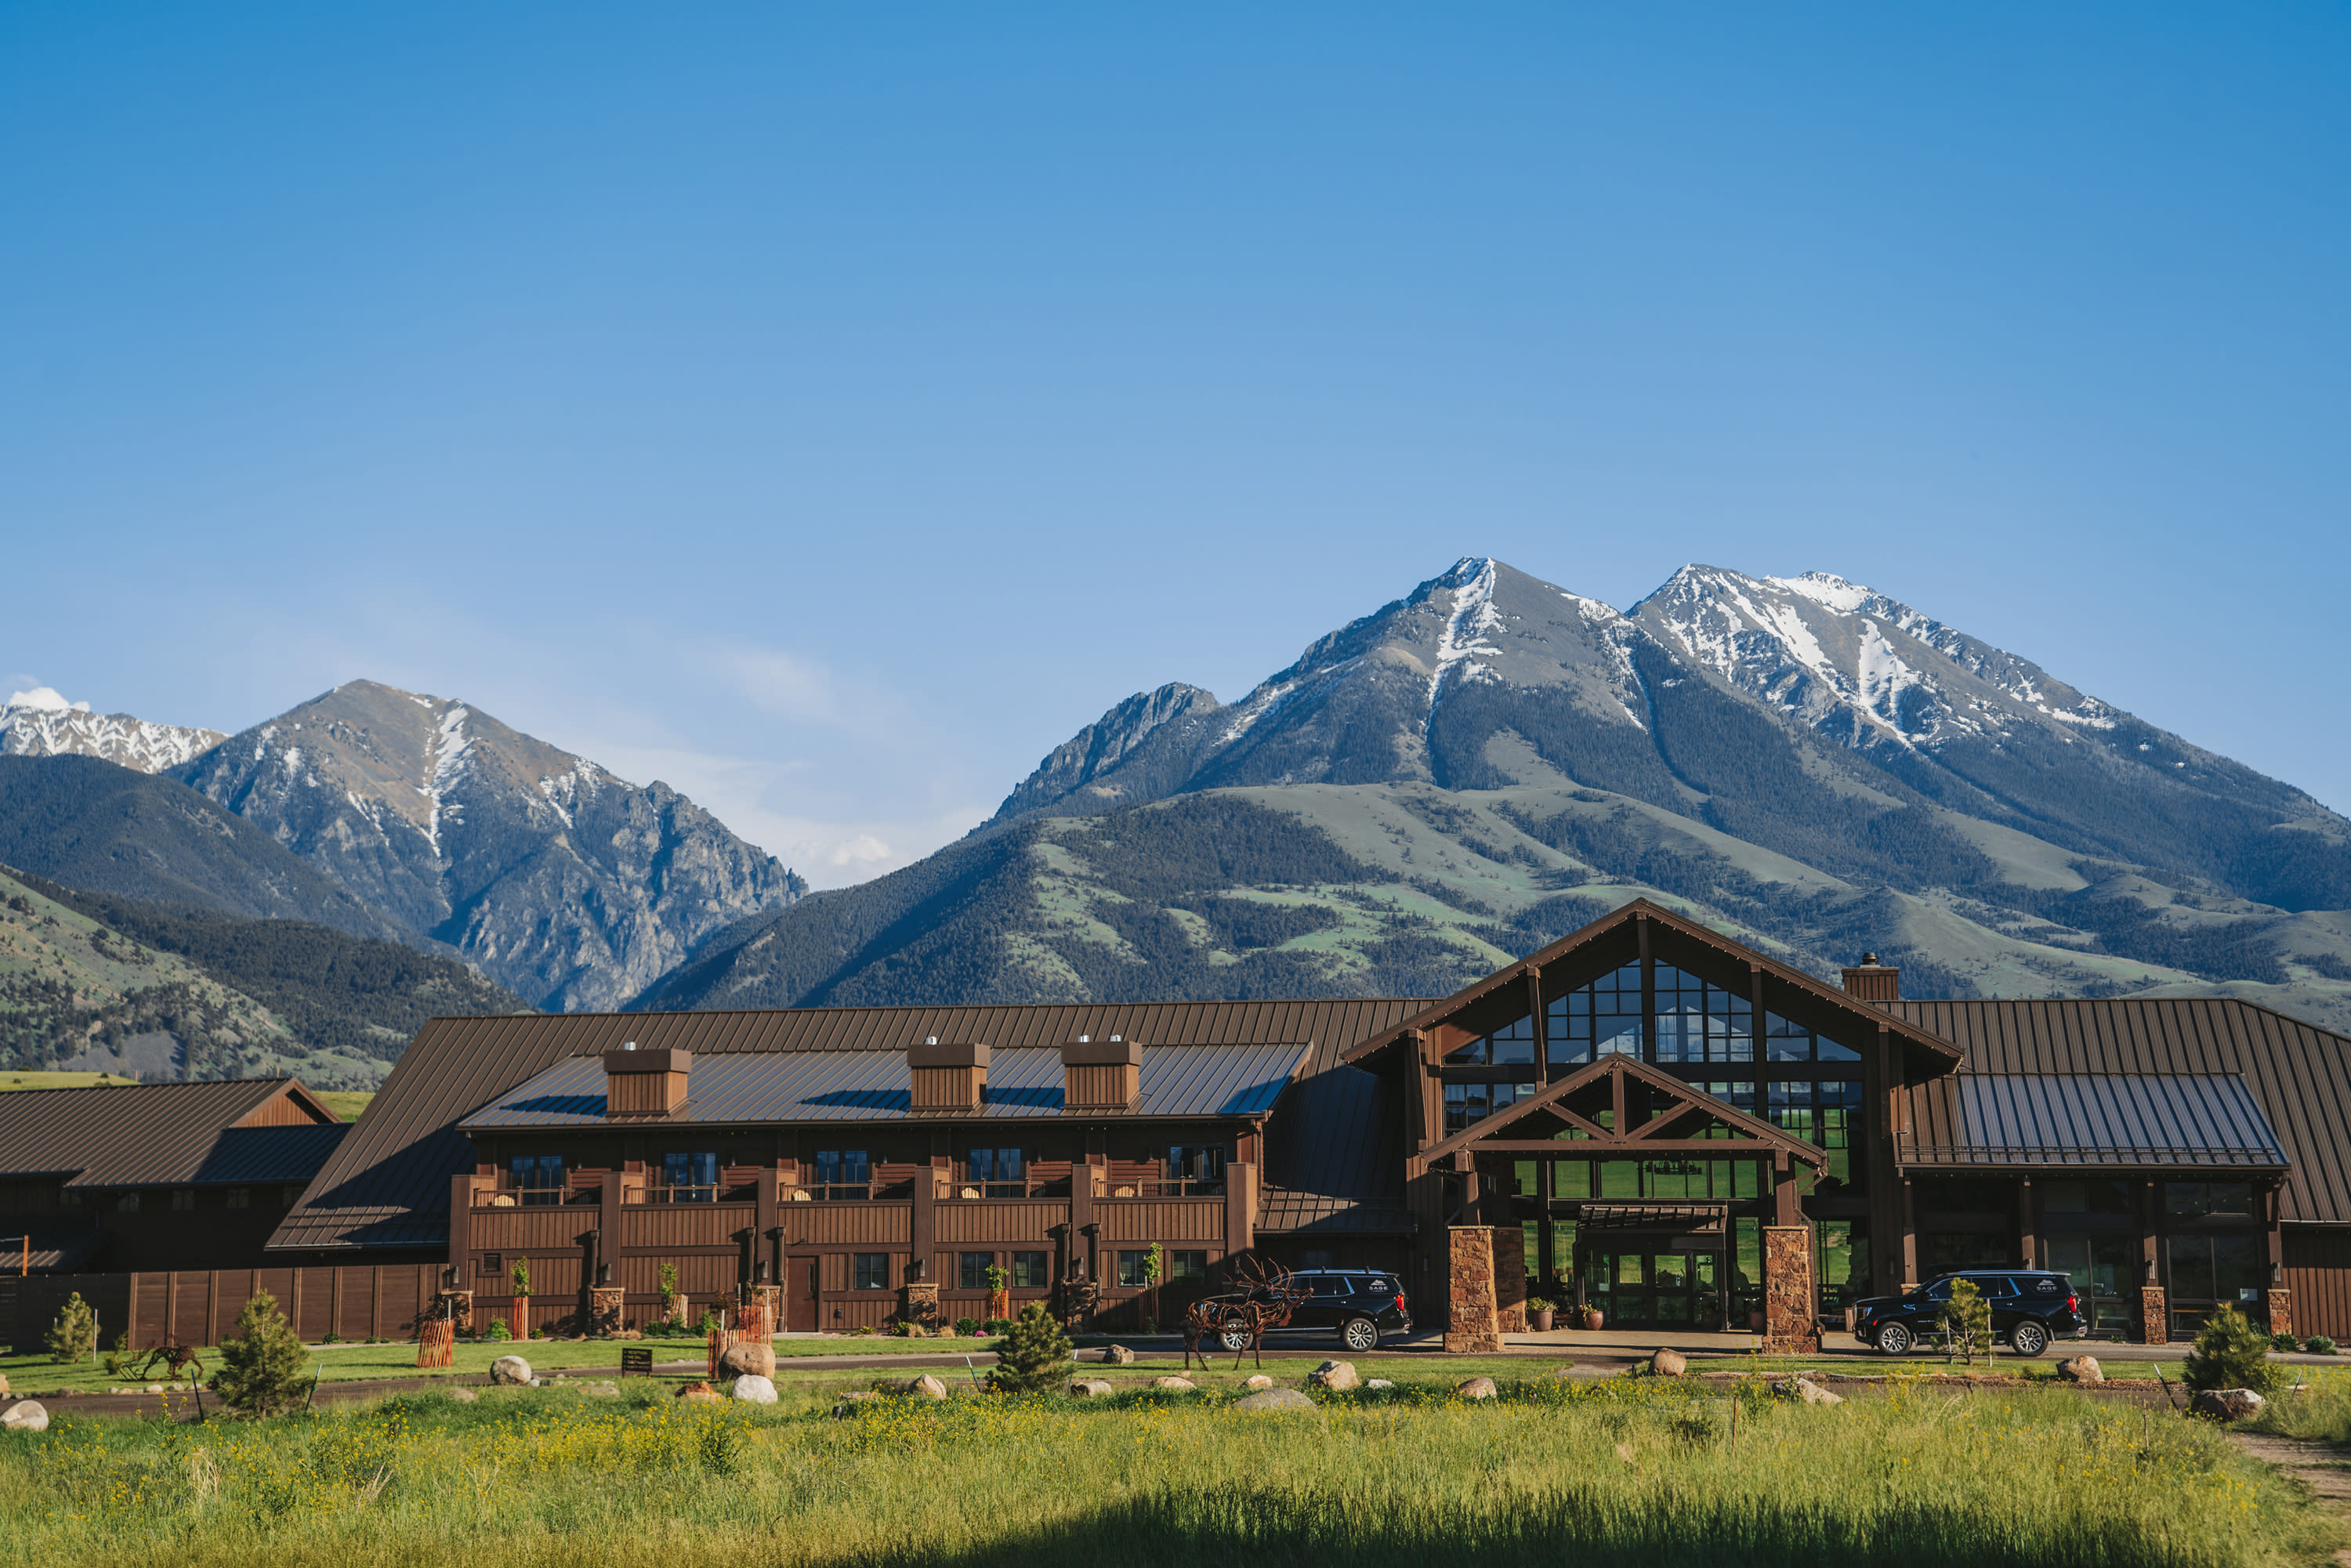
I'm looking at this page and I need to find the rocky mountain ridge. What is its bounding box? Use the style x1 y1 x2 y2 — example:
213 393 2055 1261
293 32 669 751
2 686 225 773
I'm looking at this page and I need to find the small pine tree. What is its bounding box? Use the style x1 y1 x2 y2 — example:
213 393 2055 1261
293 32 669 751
657 1262 680 1318
46 1292 98 1363
1940 1279 1991 1365
510 1256 533 1298
2186 1304 2278 1393
988 1302 1074 1394
209 1290 311 1417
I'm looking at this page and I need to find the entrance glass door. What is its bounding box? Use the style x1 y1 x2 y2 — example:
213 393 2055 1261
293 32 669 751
2044 1233 2134 1336
1586 1248 1722 1328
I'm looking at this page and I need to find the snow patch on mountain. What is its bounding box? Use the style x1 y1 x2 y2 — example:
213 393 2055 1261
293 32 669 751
1 687 226 773
1426 556 1505 726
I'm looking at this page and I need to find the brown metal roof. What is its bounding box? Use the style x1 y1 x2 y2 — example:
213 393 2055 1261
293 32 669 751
1888 999 2351 1225
272 998 1431 1254
0 1077 339 1190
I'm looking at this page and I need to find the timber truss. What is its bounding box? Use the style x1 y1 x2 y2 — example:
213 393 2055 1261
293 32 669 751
1410 1052 1830 1174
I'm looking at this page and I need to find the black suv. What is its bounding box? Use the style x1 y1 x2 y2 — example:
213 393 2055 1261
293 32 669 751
1219 1269 1413 1353
1852 1269 2086 1356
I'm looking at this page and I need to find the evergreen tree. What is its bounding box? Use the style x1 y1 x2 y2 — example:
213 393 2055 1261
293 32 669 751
45 1292 97 1363
987 1302 1074 1394
209 1290 310 1416
2186 1305 2279 1394
1939 1279 1992 1365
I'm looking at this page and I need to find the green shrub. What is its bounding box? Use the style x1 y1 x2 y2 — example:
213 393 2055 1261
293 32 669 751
2309 1335 2339 1356
988 1302 1075 1394
45 1291 98 1363
2186 1305 2280 1393
2273 1332 2302 1353
983 1317 1014 1334
485 1317 513 1342
209 1289 311 1417
1940 1279 1992 1364
954 1316 982 1336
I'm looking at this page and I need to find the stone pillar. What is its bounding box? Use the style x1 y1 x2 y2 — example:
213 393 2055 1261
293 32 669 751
2140 1285 2168 1345
737 1284 781 1340
1491 1225 1528 1333
1762 1226 1819 1354
1445 1226 1502 1353
589 1286 624 1337
901 1280 941 1335
2267 1287 2294 1338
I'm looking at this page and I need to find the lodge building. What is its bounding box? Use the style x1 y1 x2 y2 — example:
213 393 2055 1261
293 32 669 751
9 899 2351 1352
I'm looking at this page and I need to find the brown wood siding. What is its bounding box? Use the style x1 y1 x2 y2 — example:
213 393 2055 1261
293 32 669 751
618 1252 737 1297
1096 1199 1223 1242
235 1091 330 1128
618 1204 756 1250
469 1208 595 1251
790 1204 913 1245
607 1070 688 1117
1065 1062 1136 1109
2285 1231 2351 1341
934 1201 1070 1244
911 1066 984 1112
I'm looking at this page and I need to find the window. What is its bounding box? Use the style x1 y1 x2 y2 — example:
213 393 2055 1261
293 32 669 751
116 1192 140 1214
958 1251 994 1290
1918 1179 2013 1215
57 1186 78 1209
510 1153 567 1205
1444 1081 1537 1134
1117 1251 1156 1288
853 1253 890 1291
170 1189 196 1211
813 1150 872 1201
1447 1015 1536 1065
969 1148 1023 1196
1546 963 1644 1064
2169 1235 2262 1305
661 1151 718 1202
1010 1250 1050 1288
1166 1145 1226 1190
1764 1011 1861 1063
480 1251 502 1278
281 1186 305 1208
224 1187 251 1210
1167 1249 1208 1284
2045 1180 2133 1215
2165 1182 2254 1218
1305 1275 1353 1298
1652 965 1755 1065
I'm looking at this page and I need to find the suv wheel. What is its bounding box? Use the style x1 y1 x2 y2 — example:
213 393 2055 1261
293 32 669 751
1217 1324 1251 1353
1876 1321 1913 1356
1342 1316 1379 1353
2010 1320 2049 1357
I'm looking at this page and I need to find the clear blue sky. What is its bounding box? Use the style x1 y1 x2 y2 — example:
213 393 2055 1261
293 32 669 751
5 4 2346 885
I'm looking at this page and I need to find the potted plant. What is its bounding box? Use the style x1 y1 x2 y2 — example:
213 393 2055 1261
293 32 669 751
510 1255 533 1341
1580 1303 1604 1331
1527 1296 1556 1332
984 1262 1011 1324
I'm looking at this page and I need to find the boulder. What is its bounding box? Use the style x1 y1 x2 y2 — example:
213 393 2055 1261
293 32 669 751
2056 1356 2104 1384
1772 1377 1845 1406
1455 1377 1498 1400
1244 1374 1274 1391
0 1401 48 1432
676 1380 726 1405
1647 1348 1688 1378
1233 1388 1316 1413
488 1355 533 1387
445 1386 478 1403
583 1384 619 1397
732 1374 778 1404
1151 1377 1197 1392
1067 1378 1115 1398
2191 1388 2268 1422
0 1375 9 1395
1103 1345 1136 1365
719 1342 777 1381
902 1374 949 1400
1367 1379 1395 1389
1307 1360 1360 1391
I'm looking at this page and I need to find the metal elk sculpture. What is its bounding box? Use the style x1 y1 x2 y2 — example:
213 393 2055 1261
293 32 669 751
136 1333 205 1384
1183 1256 1310 1371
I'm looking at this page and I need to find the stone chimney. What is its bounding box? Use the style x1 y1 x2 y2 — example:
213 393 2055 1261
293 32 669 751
603 1041 691 1117
1061 1034 1140 1113
909 1037 988 1114
1840 952 1900 1003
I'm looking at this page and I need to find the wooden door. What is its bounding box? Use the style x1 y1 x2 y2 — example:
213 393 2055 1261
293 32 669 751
786 1255 820 1332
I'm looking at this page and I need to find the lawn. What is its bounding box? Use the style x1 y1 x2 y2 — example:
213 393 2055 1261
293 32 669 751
0 1372 2332 1567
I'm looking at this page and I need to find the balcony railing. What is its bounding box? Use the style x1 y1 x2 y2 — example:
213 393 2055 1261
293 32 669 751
942 1177 1072 1200
1102 1179 1226 1199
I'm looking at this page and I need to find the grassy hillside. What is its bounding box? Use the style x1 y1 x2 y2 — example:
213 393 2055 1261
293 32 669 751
14 868 531 1063
643 784 2351 1033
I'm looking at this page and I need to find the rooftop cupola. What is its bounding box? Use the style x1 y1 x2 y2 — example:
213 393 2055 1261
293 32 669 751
1840 952 1900 1003
1060 1034 1140 1114
602 1041 690 1117
909 1037 989 1114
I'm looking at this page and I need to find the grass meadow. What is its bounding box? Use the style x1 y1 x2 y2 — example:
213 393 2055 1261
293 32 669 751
0 1371 2338 1568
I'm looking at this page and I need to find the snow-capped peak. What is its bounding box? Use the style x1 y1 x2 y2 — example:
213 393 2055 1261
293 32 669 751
1766 571 1878 614
0 686 226 773
1426 556 1504 726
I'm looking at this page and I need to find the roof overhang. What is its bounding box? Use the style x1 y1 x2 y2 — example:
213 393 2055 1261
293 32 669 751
1410 1052 1829 1170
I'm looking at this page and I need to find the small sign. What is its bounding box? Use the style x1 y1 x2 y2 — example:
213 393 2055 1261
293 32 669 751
620 1347 654 1378
2239 1287 2262 1304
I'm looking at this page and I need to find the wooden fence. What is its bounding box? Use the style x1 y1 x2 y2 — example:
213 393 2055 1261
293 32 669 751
1 1265 445 1353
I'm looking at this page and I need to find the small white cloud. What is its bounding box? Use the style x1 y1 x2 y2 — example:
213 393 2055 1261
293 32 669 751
717 648 842 725
4 685 89 714
827 835 895 868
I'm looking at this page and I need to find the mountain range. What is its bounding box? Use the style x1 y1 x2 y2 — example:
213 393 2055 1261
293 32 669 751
642 558 2351 1033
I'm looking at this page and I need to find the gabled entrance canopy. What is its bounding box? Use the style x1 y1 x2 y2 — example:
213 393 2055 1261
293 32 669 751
1411 1052 1828 1170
